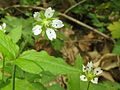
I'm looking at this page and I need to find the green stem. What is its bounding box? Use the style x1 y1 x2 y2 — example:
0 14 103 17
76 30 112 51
12 40 28 90
87 81 90 90
12 65 16 90
2 58 5 81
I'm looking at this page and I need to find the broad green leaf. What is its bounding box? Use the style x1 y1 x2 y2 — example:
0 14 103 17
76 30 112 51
0 31 19 60
112 40 120 55
1 79 46 90
15 50 81 74
67 73 80 90
8 25 22 43
107 20 120 38
40 71 56 84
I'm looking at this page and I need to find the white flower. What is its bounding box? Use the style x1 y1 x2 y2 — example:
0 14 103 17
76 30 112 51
86 61 93 71
80 75 88 81
94 67 103 75
33 12 41 21
32 25 42 35
45 7 55 18
80 61 103 84
0 23 6 33
91 77 98 84
46 28 56 40
2 23 6 29
52 19 64 28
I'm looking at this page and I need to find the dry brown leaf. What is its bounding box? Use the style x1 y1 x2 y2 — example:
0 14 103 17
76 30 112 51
101 71 115 82
94 54 119 70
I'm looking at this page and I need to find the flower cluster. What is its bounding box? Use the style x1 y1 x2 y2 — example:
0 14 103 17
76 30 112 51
32 7 64 41
80 61 103 84
0 23 6 33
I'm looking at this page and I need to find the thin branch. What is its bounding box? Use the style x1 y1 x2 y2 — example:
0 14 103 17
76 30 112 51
64 0 87 14
4 5 115 43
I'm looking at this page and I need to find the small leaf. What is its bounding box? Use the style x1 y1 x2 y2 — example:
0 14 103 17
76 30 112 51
0 31 19 60
107 20 120 38
8 25 22 43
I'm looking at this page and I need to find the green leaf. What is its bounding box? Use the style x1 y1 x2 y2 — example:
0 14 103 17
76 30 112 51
74 54 83 69
51 39 64 51
47 84 64 90
107 20 120 38
8 25 22 43
0 31 19 60
1 79 46 90
67 73 80 90
112 40 120 55
15 50 80 74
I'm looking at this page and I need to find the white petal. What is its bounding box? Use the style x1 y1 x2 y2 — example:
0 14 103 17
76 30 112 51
80 75 88 81
94 67 103 75
86 61 93 71
32 25 42 35
0 26 2 30
46 28 56 40
52 19 64 28
91 77 98 84
82 65 87 72
45 7 55 18
2 23 6 29
33 12 41 21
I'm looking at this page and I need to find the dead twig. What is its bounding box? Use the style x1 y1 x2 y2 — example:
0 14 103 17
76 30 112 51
64 0 87 14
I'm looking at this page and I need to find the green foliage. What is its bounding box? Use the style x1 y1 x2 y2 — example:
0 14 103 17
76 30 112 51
108 20 120 39
2 79 46 90
68 73 80 90
80 81 120 90
51 39 64 50
74 54 83 69
8 25 22 43
2 16 34 48
20 0 40 5
0 31 19 60
112 40 120 55
1 0 120 90
15 50 80 75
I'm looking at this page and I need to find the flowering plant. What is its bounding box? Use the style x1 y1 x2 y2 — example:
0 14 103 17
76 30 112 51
80 61 103 84
32 7 64 41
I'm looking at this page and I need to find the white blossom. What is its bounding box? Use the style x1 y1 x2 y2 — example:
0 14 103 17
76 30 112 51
32 7 64 40
33 12 41 21
46 28 56 40
91 77 98 84
80 61 103 84
52 19 64 28
32 25 42 35
80 75 88 81
86 61 93 71
45 7 55 18
0 23 6 32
